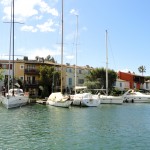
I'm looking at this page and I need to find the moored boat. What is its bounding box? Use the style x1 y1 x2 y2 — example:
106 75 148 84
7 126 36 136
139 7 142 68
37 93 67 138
123 89 150 103
46 0 72 108
100 95 123 104
46 92 72 108
71 92 100 107
0 0 29 109
1 88 29 109
100 30 123 105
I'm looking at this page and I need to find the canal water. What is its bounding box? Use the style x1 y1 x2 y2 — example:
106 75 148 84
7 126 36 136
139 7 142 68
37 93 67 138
0 103 150 150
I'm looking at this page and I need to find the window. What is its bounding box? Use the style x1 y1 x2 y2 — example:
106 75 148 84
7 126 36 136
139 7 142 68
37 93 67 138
20 65 24 69
113 82 116 86
20 76 24 80
66 68 72 73
27 77 31 84
120 82 122 87
78 79 84 84
27 65 35 69
68 78 72 86
79 70 82 74
146 83 149 89
2 64 7 69
69 68 72 73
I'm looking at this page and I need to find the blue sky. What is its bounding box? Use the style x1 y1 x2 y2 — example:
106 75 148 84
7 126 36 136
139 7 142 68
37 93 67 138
0 0 150 76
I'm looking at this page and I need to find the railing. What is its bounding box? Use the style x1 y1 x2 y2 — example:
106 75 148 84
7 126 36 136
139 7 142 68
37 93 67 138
24 69 39 74
24 80 39 87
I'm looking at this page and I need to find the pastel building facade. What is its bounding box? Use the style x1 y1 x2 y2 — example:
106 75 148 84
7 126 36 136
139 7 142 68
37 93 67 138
117 71 145 90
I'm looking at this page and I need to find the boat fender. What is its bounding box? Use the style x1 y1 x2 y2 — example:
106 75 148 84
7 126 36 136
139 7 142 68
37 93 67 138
80 101 82 107
125 99 128 103
131 99 134 103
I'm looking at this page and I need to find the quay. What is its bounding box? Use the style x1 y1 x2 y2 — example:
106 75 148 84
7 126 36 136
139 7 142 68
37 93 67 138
36 100 47 105
36 97 48 105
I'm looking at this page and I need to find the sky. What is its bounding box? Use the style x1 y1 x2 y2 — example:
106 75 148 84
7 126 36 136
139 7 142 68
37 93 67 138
0 0 150 76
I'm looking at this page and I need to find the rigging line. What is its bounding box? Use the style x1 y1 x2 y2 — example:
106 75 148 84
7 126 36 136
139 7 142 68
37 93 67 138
107 33 117 70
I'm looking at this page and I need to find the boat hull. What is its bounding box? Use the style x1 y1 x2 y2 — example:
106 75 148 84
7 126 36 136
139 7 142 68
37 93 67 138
100 95 123 104
47 100 72 108
71 93 100 107
47 92 72 108
1 95 29 109
123 97 150 103
81 98 100 107
123 90 150 103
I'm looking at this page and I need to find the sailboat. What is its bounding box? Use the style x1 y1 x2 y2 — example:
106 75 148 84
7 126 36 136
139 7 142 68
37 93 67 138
100 30 123 104
46 0 72 108
71 15 100 107
1 0 29 109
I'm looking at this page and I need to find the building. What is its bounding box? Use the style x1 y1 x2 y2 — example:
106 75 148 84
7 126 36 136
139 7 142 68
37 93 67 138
118 71 145 90
0 58 91 97
114 78 130 91
65 63 92 93
0 60 13 92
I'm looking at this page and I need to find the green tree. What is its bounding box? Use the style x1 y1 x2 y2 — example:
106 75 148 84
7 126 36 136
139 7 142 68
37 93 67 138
38 65 60 98
85 67 117 94
0 68 4 81
138 65 146 76
45 55 56 63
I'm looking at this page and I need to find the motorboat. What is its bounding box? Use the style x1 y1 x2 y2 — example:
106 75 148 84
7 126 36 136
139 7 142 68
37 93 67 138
123 89 150 103
1 88 29 109
46 92 72 108
71 92 100 107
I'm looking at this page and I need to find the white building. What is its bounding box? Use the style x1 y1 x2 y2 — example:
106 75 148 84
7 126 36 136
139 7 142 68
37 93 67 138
114 79 130 91
65 64 91 93
143 80 150 91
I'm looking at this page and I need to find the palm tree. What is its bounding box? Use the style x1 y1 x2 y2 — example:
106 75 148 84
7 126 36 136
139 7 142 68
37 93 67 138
138 65 146 76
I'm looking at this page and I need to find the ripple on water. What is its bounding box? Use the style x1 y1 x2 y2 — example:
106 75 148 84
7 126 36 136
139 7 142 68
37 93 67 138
0 104 150 149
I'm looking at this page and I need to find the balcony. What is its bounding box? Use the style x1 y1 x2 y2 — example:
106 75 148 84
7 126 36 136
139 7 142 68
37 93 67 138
24 80 39 88
24 68 39 75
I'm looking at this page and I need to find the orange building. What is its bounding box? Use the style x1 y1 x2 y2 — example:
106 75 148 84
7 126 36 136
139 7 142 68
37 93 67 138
118 71 145 90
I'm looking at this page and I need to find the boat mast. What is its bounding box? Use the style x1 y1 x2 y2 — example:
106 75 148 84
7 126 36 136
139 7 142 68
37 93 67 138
12 0 14 94
75 15 78 95
106 30 108 96
8 1 13 92
60 0 63 93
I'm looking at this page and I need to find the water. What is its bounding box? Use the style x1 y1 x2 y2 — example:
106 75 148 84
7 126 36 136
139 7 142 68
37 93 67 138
0 103 150 150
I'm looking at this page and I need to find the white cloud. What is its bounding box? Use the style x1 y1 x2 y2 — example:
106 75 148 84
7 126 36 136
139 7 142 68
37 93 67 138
1 0 59 22
82 26 88 31
36 19 55 32
16 45 61 60
66 55 74 60
0 0 10 5
35 15 43 20
21 19 57 32
39 1 58 16
70 9 78 15
21 25 37 32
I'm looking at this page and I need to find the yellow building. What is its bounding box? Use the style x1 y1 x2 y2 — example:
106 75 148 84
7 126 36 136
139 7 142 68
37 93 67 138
0 58 92 97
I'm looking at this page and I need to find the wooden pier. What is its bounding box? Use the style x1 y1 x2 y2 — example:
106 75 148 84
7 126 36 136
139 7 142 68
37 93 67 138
36 99 47 105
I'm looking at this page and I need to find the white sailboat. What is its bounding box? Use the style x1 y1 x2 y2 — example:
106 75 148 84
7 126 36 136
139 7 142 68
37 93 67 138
100 30 123 104
46 0 72 108
1 0 29 109
71 16 100 107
